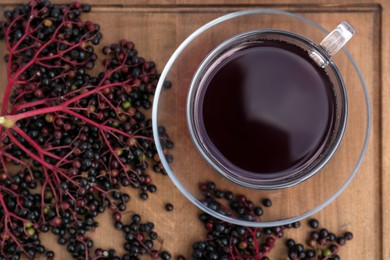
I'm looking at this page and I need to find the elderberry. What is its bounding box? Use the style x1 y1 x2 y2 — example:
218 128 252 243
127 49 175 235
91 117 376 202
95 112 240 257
165 203 174 212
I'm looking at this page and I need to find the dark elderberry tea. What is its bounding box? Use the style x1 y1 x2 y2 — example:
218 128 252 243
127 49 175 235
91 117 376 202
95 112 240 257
187 31 347 189
202 42 334 173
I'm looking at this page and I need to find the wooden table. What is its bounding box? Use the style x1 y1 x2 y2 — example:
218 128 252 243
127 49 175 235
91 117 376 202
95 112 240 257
0 0 388 259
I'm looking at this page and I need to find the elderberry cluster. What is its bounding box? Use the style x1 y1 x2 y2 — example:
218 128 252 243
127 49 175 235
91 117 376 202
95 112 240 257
2 0 99 84
0 170 44 259
193 182 300 259
0 0 173 259
285 219 353 260
193 182 355 259
115 213 171 259
198 181 266 221
76 212 174 260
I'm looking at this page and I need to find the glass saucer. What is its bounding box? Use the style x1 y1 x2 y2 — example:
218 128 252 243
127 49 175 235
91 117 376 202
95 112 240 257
152 9 370 227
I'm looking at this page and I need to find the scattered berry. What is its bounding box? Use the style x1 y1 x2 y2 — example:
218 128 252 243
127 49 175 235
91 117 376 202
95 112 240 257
165 203 174 212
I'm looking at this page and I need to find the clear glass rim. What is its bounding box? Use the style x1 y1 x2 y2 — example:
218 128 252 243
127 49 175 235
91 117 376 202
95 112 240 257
186 29 348 190
152 8 371 227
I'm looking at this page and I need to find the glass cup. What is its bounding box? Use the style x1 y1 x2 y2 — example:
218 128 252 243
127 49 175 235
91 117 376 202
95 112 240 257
153 9 370 227
187 23 354 189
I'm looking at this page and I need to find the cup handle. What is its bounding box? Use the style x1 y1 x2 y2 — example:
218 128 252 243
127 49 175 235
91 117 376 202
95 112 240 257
320 21 355 56
309 21 355 68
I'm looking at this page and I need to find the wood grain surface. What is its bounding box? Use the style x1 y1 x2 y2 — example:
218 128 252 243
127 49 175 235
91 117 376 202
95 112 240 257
0 0 387 259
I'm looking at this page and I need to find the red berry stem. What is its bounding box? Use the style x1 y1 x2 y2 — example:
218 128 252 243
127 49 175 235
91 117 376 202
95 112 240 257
0 1 174 258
